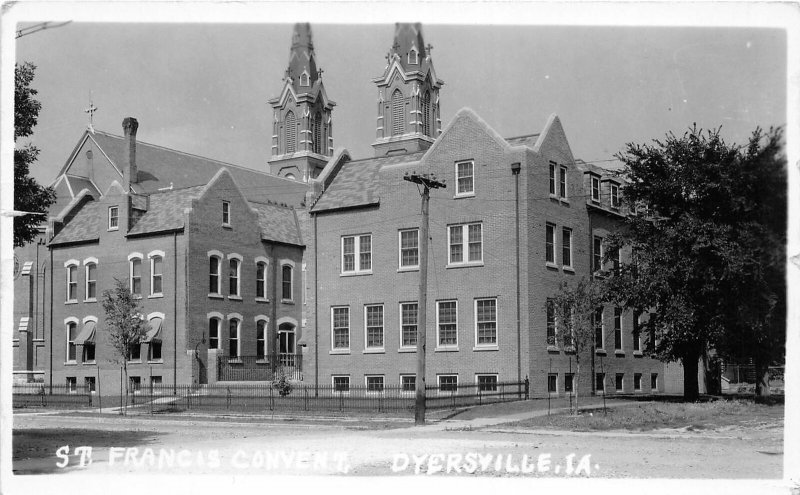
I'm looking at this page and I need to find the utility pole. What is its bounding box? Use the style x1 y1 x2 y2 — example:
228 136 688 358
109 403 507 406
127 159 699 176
404 171 445 426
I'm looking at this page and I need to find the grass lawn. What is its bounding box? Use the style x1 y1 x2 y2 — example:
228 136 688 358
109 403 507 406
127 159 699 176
505 399 784 432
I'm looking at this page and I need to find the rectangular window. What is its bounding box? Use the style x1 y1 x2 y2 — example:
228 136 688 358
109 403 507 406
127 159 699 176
594 307 604 349
399 229 419 268
475 298 497 346
438 375 458 393
129 376 141 393
209 318 219 349
546 299 556 346
85 263 97 300
448 223 482 265
281 264 293 300
209 256 220 294
130 258 142 296
549 162 556 195
229 319 239 359
610 183 620 208
149 342 162 361
437 300 458 347
341 235 372 274
651 373 658 391
365 375 385 392
456 160 475 196
559 166 567 198
596 373 605 392
633 312 642 352
591 176 600 202
333 375 350 392
593 236 603 273
400 302 418 348
229 259 240 297
477 374 498 392
614 307 622 350
256 321 267 359
83 343 95 363
548 374 558 393
66 377 77 393
365 304 384 349
128 343 141 361
565 373 574 393
562 305 574 348
66 265 78 301
256 262 267 298
332 307 350 350
615 373 624 392
545 223 555 264
84 377 96 393
108 206 119 230
66 322 77 362
222 201 230 225
634 373 642 391
562 227 572 268
401 374 416 392
151 256 163 295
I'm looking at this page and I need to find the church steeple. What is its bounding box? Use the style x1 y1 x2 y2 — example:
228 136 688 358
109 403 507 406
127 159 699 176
372 23 444 157
268 23 336 181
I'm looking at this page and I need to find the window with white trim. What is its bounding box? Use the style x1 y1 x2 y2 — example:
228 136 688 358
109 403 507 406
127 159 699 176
85 262 97 300
448 223 482 265
401 374 416 392
545 223 555 265
399 229 419 269
256 261 267 299
549 162 556 196
331 307 350 350
229 257 241 297
222 201 231 226
456 161 474 196
477 374 498 392
365 375 385 392
342 235 372 274
128 341 141 361
408 47 419 65
256 319 267 359
615 373 624 392
150 255 163 296
634 373 642 391
66 377 77 393
333 375 350 392
593 236 604 273
365 304 384 349
66 263 78 302
596 373 605 392
66 320 77 362
594 307 604 350
562 227 572 268
610 182 620 208
548 374 558 393
559 166 567 199
438 374 458 393
475 298 497 346
437 300 458 347
281 263 293 300
209 255 221 294
108 206 119 230
229 318 240 359
299 70 310 87
633 311 642 352
208 317 220 349
591 176 601 202
129 257 142 297
400 302 418 348
614 307 622 350
546 299 556 346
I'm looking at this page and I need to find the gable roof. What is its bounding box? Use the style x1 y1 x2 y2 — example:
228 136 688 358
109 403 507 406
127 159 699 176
251 202 303 246
311 151 425 212
127 185 206 236
49 201 100 246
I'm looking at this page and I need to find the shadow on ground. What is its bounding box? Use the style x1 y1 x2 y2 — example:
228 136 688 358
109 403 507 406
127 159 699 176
13 428 157 475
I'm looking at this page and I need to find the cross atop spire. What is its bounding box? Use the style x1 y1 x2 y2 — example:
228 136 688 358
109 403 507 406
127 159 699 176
84 100 98 133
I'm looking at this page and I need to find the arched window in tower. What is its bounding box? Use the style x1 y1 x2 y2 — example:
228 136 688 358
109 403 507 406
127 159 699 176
391 89 405 136
421 91 431 137
285 111 296 153
313 112 322 154
299 70 310 87
408 48 419 65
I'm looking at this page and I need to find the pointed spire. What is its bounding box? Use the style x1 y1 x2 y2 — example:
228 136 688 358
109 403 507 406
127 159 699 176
287 23 319 93
391 23 428 71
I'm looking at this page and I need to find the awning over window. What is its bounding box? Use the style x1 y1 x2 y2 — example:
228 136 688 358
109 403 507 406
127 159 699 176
144 317 163 343
74 320 96 345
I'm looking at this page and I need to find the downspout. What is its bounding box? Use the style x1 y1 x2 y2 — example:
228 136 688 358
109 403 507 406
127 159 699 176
590 212 595 396
271 244 278 373
511 162 522 383
48 246 53 393
313 213 319 392
173 231 178 393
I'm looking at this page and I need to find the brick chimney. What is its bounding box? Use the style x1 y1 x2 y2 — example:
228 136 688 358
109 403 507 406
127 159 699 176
122 117 139 190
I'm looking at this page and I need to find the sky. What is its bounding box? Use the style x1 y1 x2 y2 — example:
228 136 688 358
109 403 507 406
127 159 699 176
10 10 789 187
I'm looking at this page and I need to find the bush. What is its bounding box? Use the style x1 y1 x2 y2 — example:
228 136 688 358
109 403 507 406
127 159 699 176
274 373 292 397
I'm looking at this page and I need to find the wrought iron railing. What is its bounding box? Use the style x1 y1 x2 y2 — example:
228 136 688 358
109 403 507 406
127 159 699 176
217 353 303 382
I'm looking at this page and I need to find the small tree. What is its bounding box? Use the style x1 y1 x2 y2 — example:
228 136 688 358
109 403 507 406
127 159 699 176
548 277 606 415
102 278 149 413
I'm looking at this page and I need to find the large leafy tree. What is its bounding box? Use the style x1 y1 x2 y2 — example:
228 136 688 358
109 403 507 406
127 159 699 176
14 62 55 247
604 125 785 400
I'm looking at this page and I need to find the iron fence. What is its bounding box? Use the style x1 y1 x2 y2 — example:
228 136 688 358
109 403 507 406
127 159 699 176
12 383 93 408
424 380 529 409
217 354 303 381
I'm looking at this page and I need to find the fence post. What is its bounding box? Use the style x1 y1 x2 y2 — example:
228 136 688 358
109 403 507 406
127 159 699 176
478 385 482 405
186 386 191 409
304 387 308 412
227 387 231 410
97 367 102 412
525 376 529 400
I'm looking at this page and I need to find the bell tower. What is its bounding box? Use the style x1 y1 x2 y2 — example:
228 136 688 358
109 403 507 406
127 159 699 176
268 23 336 181
372 23 444 157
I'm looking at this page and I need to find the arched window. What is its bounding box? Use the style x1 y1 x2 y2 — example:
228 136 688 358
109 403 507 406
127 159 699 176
128 255 142 297
421 90 431 137
391 89 404 136
408 48 419 65
149 253 163 296
229 318 240 359
65 319 78 362
281 264 293 301
285 111 296 153
313 112 322 154
299 70 310 87
208 317 220 349
229 257 241 297
278 322 296 366
256 319 267 359
256 261 267 299
209 255 221 294
84 261 97 301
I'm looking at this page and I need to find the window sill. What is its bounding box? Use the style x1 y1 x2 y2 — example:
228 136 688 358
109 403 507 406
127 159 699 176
446 262 484 270
65 300 78 305
559 198 570 205
228 295 243 301
222 223 232 229
549 193 559 201
340 271 372 277
562 266 575 274
148 360 164 364
363 348 385 354
108 227 119 232
472 345 498 352
132 295 143 300
614 350 625 356
397 266 419 273
208 293 224 299
255 297 270 303
453 192 475 199
545 263 558 270
434 346 459 352
83 298 97 303
546 345 560 353
281 299 295 305
398 347 417 353
227 358 242 364
595 349 607 356
127 360 142 364
82 361 96 366
148 294 164 299
633 351 643 357
329 349 351 355
64 361 77 366
255 358 269 364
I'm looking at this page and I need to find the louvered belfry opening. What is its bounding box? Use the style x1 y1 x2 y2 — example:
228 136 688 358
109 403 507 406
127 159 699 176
391 89 404 136
285 111 296 153
421 90 431 137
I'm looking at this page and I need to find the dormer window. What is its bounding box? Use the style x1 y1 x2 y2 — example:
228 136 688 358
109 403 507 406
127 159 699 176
299 70 310 87
108 206 119 230
222 201 231 226
610 183 620 209
408 47 419 65
591 176 601 203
